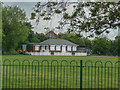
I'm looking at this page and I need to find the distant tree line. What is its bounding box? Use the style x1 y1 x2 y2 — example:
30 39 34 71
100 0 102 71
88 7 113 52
57 32 119 56
2 5 119 56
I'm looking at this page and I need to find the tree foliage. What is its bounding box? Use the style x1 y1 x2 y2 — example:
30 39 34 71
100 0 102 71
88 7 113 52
58 32 92 48
58 32 81 44
0 3 2 45
58 32 118 56
2 6 29 53
110 36 120 56
31 2 120 37
92 38 111 55
27 30 49 43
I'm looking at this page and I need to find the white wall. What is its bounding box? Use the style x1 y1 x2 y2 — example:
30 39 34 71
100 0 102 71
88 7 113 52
27 52 51 55
75 52 87 56
54 52 72 56
27 51 87 56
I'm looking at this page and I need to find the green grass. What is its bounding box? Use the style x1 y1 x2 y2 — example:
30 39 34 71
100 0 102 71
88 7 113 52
2 55 118 63
2 55 119 88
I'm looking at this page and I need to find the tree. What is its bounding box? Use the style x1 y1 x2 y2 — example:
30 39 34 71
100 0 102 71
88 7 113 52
27 30 49 43
110 36 120 56
36 33 49 42
92 38 111 55
118 36 120 56
0 2 2 53
30 37 40 43
78 38 92 48
2 6 29 54
31 2 120 37
58 32 82 44
58 32 92 48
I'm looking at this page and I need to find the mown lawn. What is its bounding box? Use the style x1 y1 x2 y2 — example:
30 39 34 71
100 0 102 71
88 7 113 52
1 55 119 88
2 55 118 64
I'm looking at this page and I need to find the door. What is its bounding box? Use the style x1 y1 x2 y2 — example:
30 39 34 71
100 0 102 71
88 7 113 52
22 44 27 51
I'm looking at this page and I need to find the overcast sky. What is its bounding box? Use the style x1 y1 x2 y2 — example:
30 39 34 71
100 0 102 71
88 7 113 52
3 2 118 40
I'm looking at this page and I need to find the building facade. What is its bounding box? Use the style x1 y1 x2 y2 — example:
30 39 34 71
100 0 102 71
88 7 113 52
22 39 87 56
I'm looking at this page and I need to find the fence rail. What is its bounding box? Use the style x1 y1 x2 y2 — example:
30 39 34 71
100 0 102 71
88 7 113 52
1 59 119 89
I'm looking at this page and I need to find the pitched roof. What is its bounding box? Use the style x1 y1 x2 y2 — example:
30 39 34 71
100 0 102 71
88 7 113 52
27 39 78 46
46 31 57 36
39 39 78 46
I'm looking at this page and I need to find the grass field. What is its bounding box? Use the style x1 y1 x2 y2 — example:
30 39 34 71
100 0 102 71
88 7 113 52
1 55 119 88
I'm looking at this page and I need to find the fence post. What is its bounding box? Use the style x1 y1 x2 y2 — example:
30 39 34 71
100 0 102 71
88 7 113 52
80 60 83 90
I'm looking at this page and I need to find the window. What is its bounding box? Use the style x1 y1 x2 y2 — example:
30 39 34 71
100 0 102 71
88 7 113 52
67 46 71 51
73 46 77 51
48 33 54 38
50 45 55 51
62 45 66 52
56 45 61 51
35 45 39 51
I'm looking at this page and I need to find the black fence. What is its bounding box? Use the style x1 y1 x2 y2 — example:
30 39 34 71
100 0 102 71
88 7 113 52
2 59 119 89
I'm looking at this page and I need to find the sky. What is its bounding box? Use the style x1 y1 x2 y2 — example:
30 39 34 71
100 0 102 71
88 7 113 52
3 2 119 40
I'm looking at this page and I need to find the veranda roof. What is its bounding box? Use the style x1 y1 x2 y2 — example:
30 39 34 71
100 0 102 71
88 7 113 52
27 39 78 46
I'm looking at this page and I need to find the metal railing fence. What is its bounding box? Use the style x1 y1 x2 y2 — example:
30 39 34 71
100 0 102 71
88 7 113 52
1 59 119 89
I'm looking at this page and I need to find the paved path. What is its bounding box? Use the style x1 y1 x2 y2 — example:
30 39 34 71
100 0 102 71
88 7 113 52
89 56 119 58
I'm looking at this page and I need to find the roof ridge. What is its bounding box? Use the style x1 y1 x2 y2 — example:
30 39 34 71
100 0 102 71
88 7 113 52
39 39 78 46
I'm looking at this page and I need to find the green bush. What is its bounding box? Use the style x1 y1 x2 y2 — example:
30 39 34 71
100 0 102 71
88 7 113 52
3 50 19 55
